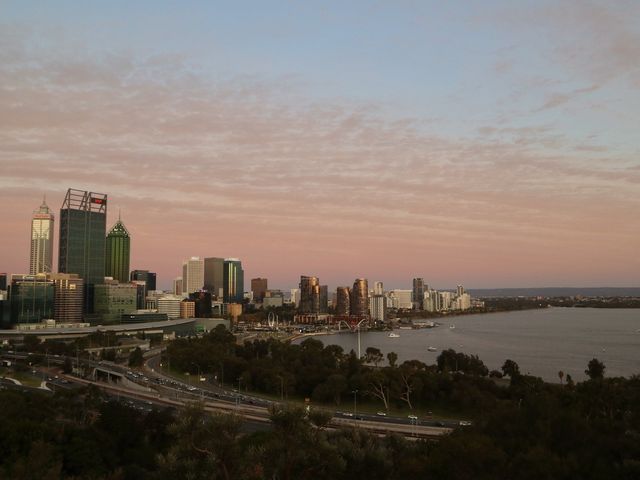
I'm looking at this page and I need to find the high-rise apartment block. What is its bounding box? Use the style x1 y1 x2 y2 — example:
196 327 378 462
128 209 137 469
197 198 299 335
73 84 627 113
180 300 195 319
412 278 425 310
370 294 386 322
182 257 204 295
251 277 268 302
335 286 351 315
373 281 384 296
105 217 130 283
350 278 369 316
299 276 320 313
223 258 244 303
30 198 54 275
204 257 224 298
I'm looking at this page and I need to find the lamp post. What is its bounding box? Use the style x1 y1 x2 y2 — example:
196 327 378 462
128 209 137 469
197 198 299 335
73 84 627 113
352 389 358 425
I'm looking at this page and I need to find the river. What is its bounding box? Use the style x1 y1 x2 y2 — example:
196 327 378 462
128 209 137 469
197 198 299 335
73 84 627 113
294 308 640 382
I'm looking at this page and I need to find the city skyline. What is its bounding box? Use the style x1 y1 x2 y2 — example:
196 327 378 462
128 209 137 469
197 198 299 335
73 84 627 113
1 2 639 289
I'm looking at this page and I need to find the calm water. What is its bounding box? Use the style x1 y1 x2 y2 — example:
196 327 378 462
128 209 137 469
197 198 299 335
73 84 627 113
296 308 640 382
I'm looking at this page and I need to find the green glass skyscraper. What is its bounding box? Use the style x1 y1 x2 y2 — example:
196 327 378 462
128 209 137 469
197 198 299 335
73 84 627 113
58 188 107 313
105 215 131 283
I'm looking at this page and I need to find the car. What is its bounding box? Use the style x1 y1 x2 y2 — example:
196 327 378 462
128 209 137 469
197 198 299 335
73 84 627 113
435 421 446 427
187 386 197 391
343 412 354 417
408 415 418 421
376 411 387 416
459 420 472 426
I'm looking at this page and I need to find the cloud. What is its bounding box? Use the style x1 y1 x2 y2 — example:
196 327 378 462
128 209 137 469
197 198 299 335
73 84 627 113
0 24 638 288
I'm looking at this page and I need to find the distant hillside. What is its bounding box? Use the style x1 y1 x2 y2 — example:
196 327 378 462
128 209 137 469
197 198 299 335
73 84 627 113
467 287 640 298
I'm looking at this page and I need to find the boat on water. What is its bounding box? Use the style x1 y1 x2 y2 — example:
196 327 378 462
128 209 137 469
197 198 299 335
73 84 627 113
388 332 400 338
427 346 437 352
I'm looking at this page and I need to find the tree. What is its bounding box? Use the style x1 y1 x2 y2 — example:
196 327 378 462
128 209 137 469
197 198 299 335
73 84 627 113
501 359 520 378
585 358 605 380
387 351 398 368
365 347 384 367
128 347 144 367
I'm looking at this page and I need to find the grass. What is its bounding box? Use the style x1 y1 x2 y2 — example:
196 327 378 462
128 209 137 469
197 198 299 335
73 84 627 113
0 367 44 388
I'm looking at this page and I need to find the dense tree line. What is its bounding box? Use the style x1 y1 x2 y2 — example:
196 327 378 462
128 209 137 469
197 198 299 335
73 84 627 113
2 364 639 480
164 327 505 415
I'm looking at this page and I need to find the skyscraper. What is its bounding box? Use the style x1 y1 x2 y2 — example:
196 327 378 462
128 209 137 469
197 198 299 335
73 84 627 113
30 197 54 274
373 281 384 296
335 286 351 315
350 278 369 316
58 189 107 313
319 285 328 313
204 257 225 298
251 277 268 302
105 216 130 283
223 258 244 303
412 278 425 310
299 276 320 314
182 257 204 295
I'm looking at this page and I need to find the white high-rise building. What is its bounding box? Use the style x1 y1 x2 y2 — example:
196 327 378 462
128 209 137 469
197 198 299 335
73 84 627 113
373 281 384 296
290 288 300 307
30 198 54 274
370 295 386 322
182 257 204 295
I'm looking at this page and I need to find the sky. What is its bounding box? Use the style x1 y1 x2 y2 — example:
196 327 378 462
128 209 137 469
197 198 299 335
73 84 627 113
1 0 639 290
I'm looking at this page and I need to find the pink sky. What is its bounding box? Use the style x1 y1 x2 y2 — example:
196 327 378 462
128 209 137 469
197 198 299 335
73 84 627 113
1 3 639 290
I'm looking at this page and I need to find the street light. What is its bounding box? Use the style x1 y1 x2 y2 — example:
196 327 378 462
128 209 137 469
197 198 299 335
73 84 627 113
352 389 358 425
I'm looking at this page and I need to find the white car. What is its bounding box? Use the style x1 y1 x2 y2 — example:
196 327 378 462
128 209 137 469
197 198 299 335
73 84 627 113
408 415 418 421
376 411 387 416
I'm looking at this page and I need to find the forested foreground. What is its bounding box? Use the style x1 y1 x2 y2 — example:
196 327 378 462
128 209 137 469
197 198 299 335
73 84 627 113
1 333 638 479
1 368 640 480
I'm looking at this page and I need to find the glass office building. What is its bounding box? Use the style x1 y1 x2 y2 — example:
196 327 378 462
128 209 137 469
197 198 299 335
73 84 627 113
58 189 107 313
9 274 55 325
223 258 244 303
105 217 130 283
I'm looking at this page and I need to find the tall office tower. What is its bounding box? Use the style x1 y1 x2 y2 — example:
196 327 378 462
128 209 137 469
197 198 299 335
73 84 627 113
58 189 107 313
30 198 55 274
223 258 244 303
350 278 369 316
204 257 224 298
182 257 204 295
48 273 84 323
319 285 328 313
412 278 425 310
0 273 7 291
456 284 465 297
251 277 268 302
105 216 130 283
173 277 183 296
335 286 351 315
373 281 384 296
370 295 386 322
130 270 157 291
8 274 55 324
298 276 320 313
